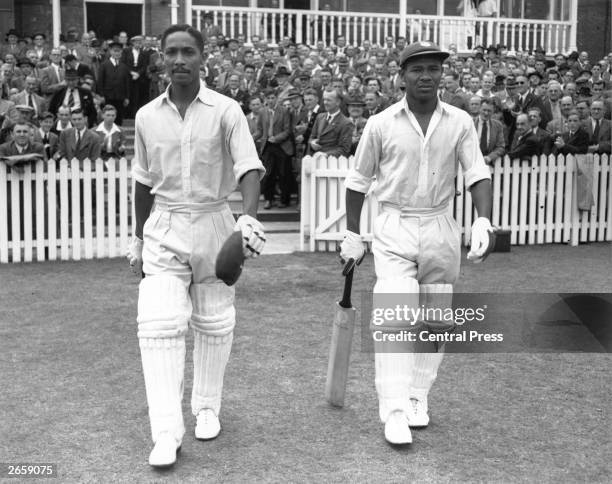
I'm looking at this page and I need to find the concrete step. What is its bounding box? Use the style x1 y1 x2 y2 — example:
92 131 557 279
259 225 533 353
228 191 300 222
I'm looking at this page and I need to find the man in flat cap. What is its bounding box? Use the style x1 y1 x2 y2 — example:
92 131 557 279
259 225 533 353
341 41 493 445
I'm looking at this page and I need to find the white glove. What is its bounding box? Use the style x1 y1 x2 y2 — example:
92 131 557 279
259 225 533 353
467 217 493 263
339 230 366 270
127 236 144 274
235 214 266 258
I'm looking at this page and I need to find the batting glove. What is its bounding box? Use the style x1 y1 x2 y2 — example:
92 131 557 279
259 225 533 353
339 230 366 273
127 236 144 274
235 214 266 258
467 217 494 263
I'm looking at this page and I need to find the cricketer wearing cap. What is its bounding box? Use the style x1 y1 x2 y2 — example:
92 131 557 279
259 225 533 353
341 41 493 445
126 24 266 468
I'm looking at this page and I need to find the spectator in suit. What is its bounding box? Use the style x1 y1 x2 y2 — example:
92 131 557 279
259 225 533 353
97 42 131 125
95 104 126 161
507 113 540 160
121 35 150 116
54 108 101 163
219 72 249 114
246 95 265 153
346 98 367 155
477 98 506 164
308 89 353 158
201 12 223 44
0 121 46 171
441 72 468 111
585 100 611 154
552 111 589 156
546 95 574 134
10 76 47 121
32 111 59 159
49 69 97 128
261 89 295 209
39 48 66 99
363 91 383 118
63 54 94 80
540 81 563 128
527 107 553 156
30 33 50 63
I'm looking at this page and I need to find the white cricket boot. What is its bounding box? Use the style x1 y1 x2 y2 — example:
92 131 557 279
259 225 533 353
148 432 181 468
195 408 221 440
384 410 412 445
408 397 430 428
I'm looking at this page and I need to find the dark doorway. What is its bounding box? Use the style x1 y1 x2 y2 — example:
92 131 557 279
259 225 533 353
86 2 142 40
285 0 310 8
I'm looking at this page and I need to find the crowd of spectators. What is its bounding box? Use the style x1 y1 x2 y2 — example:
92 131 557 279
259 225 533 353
0 17 611 209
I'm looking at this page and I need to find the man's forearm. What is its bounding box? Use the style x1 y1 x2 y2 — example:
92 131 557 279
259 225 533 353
134 181 154 239
239 170 261 218
470 179 492 220
346 188 366 233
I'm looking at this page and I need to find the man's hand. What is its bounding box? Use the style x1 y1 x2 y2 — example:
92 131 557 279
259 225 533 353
554 137 565 148
235 214 266 258
484 155 492 164
310 138 321 151
339 230 365 272
467 217 494 263
268 135 276 143
127 236 144 274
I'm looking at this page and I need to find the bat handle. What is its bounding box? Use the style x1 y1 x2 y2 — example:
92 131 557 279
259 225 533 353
339 269 354 309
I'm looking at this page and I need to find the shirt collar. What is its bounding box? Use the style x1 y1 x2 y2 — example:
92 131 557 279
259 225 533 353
158 80 215 108
96 122 121 135
391 97 448 118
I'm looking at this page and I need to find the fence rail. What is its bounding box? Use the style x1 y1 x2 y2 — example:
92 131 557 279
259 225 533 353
0 158 132 263
192 5 573 54
299 154 611 252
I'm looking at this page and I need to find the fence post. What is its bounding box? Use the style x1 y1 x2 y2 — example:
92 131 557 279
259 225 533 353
300 155 312 251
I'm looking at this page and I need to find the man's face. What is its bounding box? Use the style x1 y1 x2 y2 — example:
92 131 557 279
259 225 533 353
320 71 331 85
132 39 143 50
397 38 406 50
13 124 30 145
515 76 528 94
567 114 580 132
482 76 493 90
515 115 529 135
547 84 561 101
290 57 300 71
527 110 540 128
102 110 117 124
110 46 122 60
41 117 53 131
592 84 603 97
71 113 86 130
290 96 302 110
348 76 361 90
25 78 37 93
33 35 44 47
468 98 481 115
480 102 493 121
564 83 577 98
265 94 277 107
529 74 540 87
27 51 38 64
221 59 232 72
228 75 240 90
560 97 573 116
555 55 565 66
590 101 604 120
388 61 398 75
576 102 589 119
163 31 203 87
119 32 128 44
401 58 444 103
332 80 344 92
244 67 255 80
249 98 262 113
444 75 457 92
348 105 363 118
364 93 377 110
303 94 317 110
337 36 346 48
469 78 480 92
323 90 339 112
363 40 370 51
579 51 588 62
58 108 70 123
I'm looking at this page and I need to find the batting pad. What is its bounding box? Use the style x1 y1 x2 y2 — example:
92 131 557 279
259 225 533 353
410 284 453 407
189 283 236 416
373 277 419 422
137 275 191 338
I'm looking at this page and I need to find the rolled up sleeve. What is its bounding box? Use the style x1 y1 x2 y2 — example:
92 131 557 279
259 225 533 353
345 117 380 193
131 112 153 187
458 119 491 188
225 102 266 181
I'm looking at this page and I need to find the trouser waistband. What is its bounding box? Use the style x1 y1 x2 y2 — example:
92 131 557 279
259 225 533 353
379 202 450 217
153 197 228 213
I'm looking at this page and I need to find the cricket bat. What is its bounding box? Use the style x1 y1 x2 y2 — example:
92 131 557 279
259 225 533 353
325 262 357 407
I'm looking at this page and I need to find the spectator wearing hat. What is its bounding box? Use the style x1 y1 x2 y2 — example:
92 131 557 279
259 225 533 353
97 42 131 125
121 35 150 116
39 47 66 98
201 12 224 44
32 111 59 159
223 38 243 63
0 29 24 59
275 65 294 104
49 69 96 128
30 33 50 63
10 76 47 120
64 54 94 81
219 72 250 114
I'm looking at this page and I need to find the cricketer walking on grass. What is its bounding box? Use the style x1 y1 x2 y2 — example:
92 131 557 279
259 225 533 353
340 41 494 445
126 24 266 468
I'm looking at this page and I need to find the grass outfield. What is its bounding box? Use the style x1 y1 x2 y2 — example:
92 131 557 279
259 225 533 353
1 243 611 483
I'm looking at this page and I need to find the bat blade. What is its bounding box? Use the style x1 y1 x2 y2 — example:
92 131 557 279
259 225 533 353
325 303 357 407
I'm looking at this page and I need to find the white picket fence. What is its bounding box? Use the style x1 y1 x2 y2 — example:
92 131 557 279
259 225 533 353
299 154 612 252
0 158 133 263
